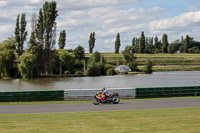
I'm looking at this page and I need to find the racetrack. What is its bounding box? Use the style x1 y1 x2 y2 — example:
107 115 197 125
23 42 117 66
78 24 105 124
1 98 200 114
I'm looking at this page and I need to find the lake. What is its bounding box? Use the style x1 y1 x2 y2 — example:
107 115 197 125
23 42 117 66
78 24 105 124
0 71 200 91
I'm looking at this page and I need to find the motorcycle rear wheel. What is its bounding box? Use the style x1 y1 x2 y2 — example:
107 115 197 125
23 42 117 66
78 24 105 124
93 98 100 105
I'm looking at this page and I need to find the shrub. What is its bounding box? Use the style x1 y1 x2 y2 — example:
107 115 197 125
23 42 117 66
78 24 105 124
105 64 114 72
128 61 138 71
87 62 101 76
143 59 153 73
65 71 70 75
75 71 82 75
107 68 116 75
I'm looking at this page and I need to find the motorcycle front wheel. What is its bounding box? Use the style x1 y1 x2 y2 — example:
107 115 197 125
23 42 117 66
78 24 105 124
93 98 100 105
112 96 120 104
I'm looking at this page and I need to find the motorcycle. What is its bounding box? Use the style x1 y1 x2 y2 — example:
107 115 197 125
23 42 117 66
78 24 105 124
93 91 120 105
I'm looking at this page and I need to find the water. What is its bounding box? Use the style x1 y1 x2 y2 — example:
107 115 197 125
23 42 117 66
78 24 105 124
0 71 200 91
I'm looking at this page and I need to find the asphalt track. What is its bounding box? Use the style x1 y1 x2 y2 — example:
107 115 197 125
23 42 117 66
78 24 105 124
1 98 200 114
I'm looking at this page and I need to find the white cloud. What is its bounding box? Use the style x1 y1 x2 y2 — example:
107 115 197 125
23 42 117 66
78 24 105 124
0 0 200 52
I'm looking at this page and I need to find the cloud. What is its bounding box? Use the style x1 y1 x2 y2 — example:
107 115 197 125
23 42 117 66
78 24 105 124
0 0 200 52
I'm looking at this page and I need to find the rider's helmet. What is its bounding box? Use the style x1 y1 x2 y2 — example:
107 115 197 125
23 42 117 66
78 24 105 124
102 87 106 91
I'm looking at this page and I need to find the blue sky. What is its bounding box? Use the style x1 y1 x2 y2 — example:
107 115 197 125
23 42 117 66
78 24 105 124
0 0 200 52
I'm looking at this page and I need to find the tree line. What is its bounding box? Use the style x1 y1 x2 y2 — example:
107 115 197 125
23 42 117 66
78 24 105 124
0 1 200 78
89 31 200 54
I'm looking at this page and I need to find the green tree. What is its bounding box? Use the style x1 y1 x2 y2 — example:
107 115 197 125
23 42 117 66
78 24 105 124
89 51 104 63
184 35 189 53
115 33 121 54
73 45 85 60
0 37 16 78
57 49 75 73
29 13 38 48
89 32 95 53
15 13 28 56
42 1 58 73
122 45 137 71
18 52 39 79
162 33 169 53
87 62 101 76
58 30 66 49
139 31 145 53
36 8 44 46
122 45 136 64
143 59 153 73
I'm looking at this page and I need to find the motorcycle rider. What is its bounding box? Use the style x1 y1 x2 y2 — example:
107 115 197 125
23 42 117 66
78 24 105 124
99 87 110 100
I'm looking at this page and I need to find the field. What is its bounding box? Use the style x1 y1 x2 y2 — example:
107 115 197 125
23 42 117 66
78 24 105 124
86 53 200 71
0 107 200 133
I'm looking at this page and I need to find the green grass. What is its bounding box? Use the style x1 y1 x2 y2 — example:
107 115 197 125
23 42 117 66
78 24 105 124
86 53 200 66
1 108 200 133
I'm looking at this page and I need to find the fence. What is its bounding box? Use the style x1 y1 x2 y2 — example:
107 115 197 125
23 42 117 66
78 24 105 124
64 88 136 100
0 86 200 102
136 86 200 98
0 90 64 102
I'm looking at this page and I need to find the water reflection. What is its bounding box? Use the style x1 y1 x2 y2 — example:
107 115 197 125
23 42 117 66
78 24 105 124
0 71 200 91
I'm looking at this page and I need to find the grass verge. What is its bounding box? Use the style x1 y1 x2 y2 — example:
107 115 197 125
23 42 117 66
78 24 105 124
0 107 200 133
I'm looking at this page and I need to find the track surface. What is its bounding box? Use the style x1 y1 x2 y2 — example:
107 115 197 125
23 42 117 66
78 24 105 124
1 98 200 114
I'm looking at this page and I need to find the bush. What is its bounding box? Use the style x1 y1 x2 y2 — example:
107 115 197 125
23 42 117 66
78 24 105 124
143 59 153 73
87 62 101 76
74 71 82 75
128 61 138 71
105 64 114 72
107 68 116 75
65 71 70 75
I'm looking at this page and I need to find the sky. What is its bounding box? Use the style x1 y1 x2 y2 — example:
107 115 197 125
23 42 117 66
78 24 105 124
0 0 200 52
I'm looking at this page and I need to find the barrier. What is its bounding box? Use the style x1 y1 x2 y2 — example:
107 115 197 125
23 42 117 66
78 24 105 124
136 86 200 98
1 86 200 102
64 88 136 100
0 90 64 102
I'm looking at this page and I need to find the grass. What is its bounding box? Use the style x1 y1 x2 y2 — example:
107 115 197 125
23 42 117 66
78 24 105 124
86 53 200 67
152 65 200 71
1 96 200 106
1 107 200 132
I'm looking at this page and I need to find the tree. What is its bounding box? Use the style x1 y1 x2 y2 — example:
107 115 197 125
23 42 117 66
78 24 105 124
58 30 66 49
42 1 58 73
18 52 39 78
89 32 95 53
0 37 16 78
57 49 75 73
89 51 104 63
87 62 101 76
36 8 44 46
143 59 153 73
184 35 189 53
15 13 28 56
122 45 137 71
115 33 121 54
139 31 145 53
73 45 85 60
162 33 169 53
29 13 38 50
122 45 136 64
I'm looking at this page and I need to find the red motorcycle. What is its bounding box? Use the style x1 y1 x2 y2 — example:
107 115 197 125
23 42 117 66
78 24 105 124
93 92 120 105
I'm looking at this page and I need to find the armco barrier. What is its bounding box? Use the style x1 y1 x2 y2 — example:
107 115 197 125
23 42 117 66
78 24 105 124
136 86 200 98
64 88 136 100
1 86 199 102
0 90 64 102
